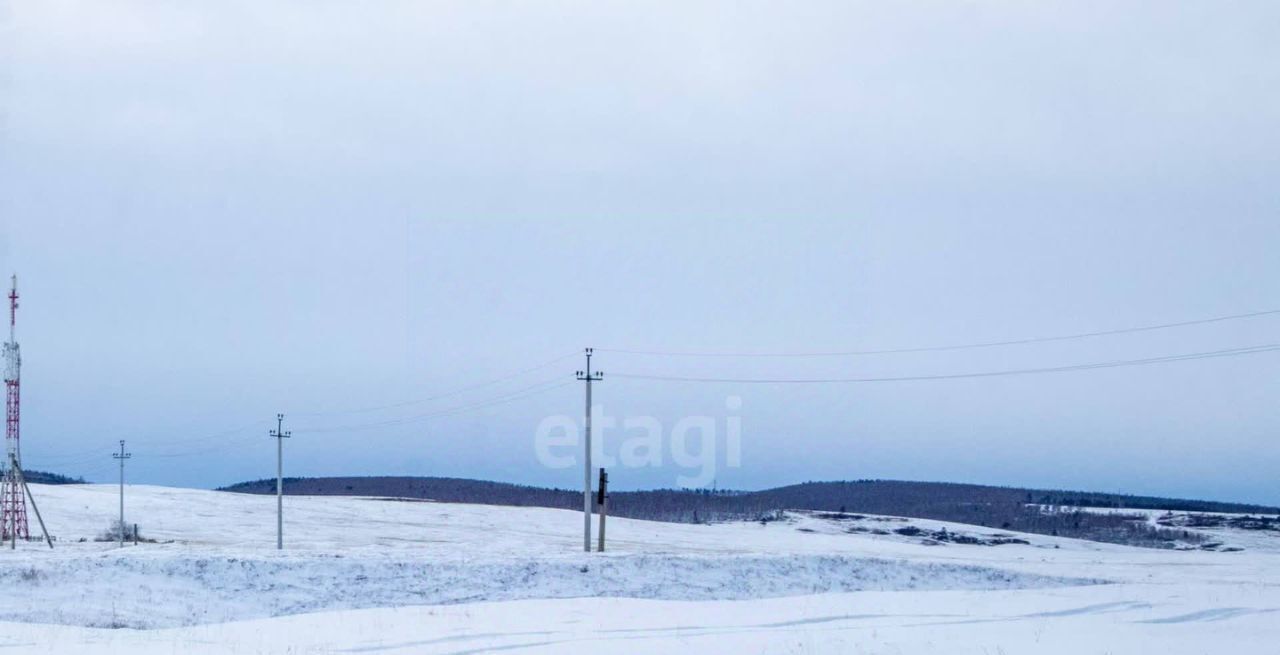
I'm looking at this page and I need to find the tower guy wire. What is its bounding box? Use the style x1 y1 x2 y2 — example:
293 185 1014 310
9 453 52 549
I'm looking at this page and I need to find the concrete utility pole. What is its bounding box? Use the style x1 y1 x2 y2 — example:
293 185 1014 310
112 440 130 549
269 413 291 550
576 348 602 553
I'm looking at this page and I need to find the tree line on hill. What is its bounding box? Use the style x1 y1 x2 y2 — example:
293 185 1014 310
218 476 1279 548
22 470 86 485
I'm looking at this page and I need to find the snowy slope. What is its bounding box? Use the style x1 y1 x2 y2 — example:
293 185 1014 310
1 483 1278 653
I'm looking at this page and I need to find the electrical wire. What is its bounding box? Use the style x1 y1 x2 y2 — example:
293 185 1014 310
293 377 575 434
26 374 576 466
69 459 121 480
22 451 107 471
140 420 272 451
609 342 1280 384
598 308 1280 358
23 422 268 473
288 351 578 417
32 310 1280 464
25 420 271 464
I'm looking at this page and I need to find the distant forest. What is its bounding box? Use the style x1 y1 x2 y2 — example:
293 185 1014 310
219 476 1280 549
23 470 85 485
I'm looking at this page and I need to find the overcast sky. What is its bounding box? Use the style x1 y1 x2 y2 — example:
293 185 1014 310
1 1 1278 503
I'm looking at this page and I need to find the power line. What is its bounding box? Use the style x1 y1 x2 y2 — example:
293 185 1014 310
33 379 575 472
293 377 575 434
112 422 270 459
598 308 1280 358
420 380 574 421
28 357 578 464
26 429 264 471
67 458 129 481
289 352 578 417
25 420 270 465
609 342 1280 384
25 450 111 468
144 421 271 450
147 432 264 459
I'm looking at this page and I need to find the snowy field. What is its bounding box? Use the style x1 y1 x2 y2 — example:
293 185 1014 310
0 484 1277 653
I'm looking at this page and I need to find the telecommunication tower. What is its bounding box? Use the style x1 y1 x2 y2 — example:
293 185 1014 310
1 275 28 541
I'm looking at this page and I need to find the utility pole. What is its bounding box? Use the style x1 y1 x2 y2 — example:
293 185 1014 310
575 348 602 553
269 413 291 550
597 468 608 553
112 440 130 549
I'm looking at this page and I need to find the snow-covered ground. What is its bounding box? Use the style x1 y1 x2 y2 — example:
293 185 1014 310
1 483 1277 653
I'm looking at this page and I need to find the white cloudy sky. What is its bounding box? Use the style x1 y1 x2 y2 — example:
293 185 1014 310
1 1 1278 502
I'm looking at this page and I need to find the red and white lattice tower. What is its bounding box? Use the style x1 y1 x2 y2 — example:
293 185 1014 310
1 274 28 540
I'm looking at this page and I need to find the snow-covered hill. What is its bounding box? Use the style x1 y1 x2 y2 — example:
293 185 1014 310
1 483 1277 653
